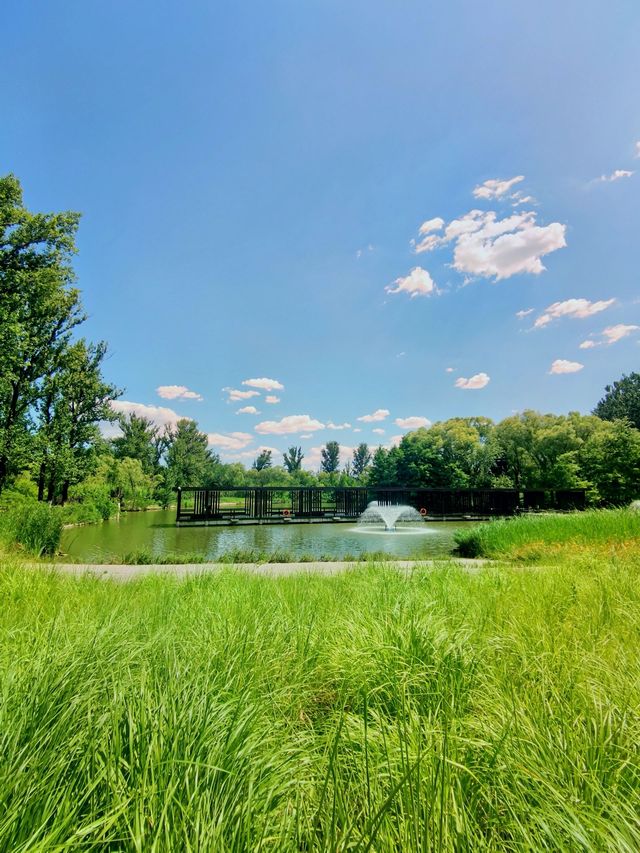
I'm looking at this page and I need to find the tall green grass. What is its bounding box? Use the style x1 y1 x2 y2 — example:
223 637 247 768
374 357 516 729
0 498 64 556
1 556 639 850
454 508 640 559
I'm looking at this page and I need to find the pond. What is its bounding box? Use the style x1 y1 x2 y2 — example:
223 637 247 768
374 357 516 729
61 510 467 562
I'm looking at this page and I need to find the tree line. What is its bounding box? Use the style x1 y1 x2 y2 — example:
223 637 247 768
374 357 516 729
1 173 639 521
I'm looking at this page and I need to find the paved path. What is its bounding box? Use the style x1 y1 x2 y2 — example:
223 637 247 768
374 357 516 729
42 558 488 581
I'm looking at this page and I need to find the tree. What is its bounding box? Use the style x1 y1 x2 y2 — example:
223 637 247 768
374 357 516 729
165 419 217 489
0 174 84 491
594 373 640 430
368 446 399 485
320 441 340 474
352 443 372 478
112 413 166 475
35 339 120 503
283 446 304 473
578 418 640 504
253 449 273 471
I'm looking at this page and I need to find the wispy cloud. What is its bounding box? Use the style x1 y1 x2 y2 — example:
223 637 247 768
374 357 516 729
356 244 375 259
372 428 385 435
580 324 640 348
111 400 188 429
516 308 534 319
533 298 615 328
472 175 524 200
357 408 390 423
455 373 490 390
255 414 325 435
156 385 203 401
549 359 584 375
327 422 351 430
236 405 260 414
242 377 284 391
265 395 280 404
224 387 260 402
597 169 634 182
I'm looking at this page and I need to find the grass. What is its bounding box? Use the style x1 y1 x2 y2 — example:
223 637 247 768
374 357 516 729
90 547 391 565
1 553 639 850
454 507 640 560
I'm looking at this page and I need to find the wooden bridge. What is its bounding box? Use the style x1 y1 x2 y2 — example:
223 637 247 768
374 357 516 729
176 486 586 525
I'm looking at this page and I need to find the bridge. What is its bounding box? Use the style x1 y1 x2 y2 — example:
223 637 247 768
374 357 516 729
176 486 586 525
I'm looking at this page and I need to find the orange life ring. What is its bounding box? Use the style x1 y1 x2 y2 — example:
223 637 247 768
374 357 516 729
282 508 291 517
420 507 428 516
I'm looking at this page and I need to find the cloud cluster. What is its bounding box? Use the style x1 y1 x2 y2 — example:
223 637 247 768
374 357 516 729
357 408 390 423
255 414 325 435
549 359 583 375
225 388 260 402
111 400 187 429
242 377 284 391
156 385 203 401
414 209 566 280
454 373 490 390
385 266 437 298
395 416 431 429
207 431 253 450
533 298 615 328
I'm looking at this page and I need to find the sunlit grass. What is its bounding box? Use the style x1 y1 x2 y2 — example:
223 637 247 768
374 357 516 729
1 554 639 850
454 508 640 560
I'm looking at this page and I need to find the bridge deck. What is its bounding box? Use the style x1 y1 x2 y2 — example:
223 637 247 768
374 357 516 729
176 486 586 525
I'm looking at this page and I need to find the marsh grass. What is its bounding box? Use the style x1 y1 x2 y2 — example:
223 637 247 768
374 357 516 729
97 547 388 565
454 508 640 560
1 555 639 850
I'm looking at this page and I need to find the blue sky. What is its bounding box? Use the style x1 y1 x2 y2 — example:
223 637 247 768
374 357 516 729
3 0 640 467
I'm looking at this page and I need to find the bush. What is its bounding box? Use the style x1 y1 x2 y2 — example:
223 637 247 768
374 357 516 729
0 497 64 556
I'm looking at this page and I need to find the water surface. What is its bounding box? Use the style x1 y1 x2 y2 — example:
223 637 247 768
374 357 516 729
61 511 465 562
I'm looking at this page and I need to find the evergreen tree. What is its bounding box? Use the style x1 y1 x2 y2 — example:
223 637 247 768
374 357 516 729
320 441 340 474
165 420 217 489
351 443 372 478
594 373 640 430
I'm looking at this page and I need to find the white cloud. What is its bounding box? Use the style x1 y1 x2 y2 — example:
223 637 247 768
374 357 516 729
419 216 445 234
225 388 260 401
598 169 634 182
207 431 253 450
473 175 524 200
265 395 280 404
413 208 566 280
516 308 534 319
242 377 284 392
299 433 313 439
111 400 188 430
236 405 260 414
255 414 325 435
388 435 404 447
579 340 597 349
445 367 455 373
395 416 431 429
156 385 203 401
635 141 640 159
533 298 615 328
357 408 390 423
511 194 535 206
583 324 640 348
455 373 490 390
327 422 351 430
549 359 584 375
372 428 385 435
225 444 281 462
385 266 437 298
353 428 362 433
356 244 375 259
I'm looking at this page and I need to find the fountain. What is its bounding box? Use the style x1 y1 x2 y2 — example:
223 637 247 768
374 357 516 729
357 501 426 532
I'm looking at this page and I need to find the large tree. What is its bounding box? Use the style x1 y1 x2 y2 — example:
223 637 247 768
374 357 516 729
0 174 84 490
283 446 304 473
320 441 340 474
165 419 217 489
594 373 640 430
253 449 273 471
112 413 167 475
351 443 372 479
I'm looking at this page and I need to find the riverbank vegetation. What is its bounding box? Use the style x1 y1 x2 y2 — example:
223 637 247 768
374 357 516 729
454 507 640 560
1 554 639 850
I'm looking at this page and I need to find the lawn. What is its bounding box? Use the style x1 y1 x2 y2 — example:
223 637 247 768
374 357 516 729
1 548 639 850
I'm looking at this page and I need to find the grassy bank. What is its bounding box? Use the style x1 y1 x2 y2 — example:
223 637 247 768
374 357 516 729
1 556 639 850
454 508 640 560
76 547 393 565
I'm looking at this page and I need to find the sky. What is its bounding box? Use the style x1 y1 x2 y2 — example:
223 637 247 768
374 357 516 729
2 0 640 468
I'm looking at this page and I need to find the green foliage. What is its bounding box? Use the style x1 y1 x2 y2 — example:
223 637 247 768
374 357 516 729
1 557 639 849
594 371 640 429
0 496 63 555
252 449 272 471
164 419 217 489
112 413 166 474
454 508 640 558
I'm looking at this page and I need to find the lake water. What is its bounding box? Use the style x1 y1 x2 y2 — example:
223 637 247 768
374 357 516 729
61 510 466 562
